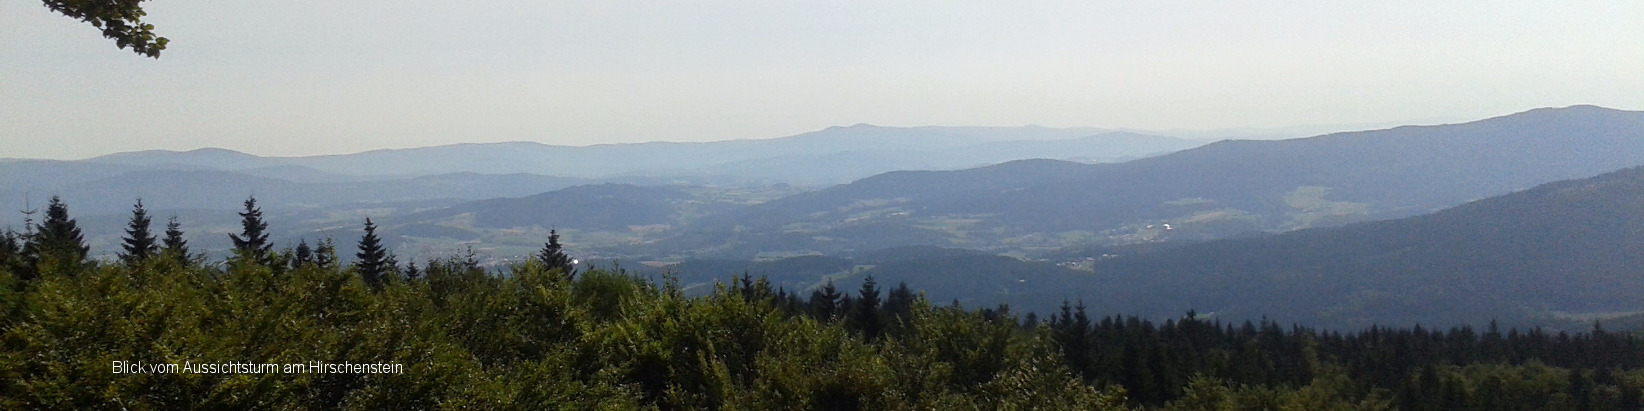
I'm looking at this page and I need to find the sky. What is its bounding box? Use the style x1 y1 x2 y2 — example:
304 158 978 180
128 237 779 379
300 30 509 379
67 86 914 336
3 1 1642 160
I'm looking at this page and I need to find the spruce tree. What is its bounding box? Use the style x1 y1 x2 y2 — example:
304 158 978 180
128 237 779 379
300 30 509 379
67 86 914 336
228 196 271 264
315 238 336 269
537 229 575 278
292 239 313 269
460 245 480 270
884 282 916 320
24 196 88 275
355 218 388 290
117 199 159 265
731 272 752 300
810 281 842 322
852 275 884 341
161 216 189 265
404 260 421 281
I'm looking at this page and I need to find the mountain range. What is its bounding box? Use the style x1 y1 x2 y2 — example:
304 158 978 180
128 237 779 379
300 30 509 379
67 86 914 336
0 125 1200 219
672 105 1644 257
7 105 1644 330
82 126 1202 185
651 163 1644 330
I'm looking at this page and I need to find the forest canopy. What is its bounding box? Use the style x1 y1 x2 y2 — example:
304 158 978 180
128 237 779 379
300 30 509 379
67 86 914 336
3 198 1644 409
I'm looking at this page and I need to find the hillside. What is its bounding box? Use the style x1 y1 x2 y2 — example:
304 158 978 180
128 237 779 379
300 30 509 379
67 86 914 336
405 184 708 231
697 106 1644 256
1069 164 1644 329
708 158 1092 229
674 163 1644 330
636 246 1086 311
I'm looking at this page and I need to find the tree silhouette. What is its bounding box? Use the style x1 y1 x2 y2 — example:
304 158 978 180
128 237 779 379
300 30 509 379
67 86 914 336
315 238 337 269
851 275 884 341
537 229 575 279
884 282 916 321
292 239 314 269
118 199 158 265
24 196 88 276
160 215 189 265
403 260 421 281
810 281 842 322
355 218 389 290
229 196 271 265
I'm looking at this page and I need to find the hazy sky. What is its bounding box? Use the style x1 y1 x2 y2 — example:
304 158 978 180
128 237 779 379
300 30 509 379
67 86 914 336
3 1 1642 160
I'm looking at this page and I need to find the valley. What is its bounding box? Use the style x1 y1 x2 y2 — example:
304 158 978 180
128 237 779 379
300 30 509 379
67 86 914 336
6 106 1644 331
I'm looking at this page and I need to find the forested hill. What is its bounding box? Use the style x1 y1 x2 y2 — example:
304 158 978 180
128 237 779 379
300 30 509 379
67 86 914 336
1079 164 1644 329
404 184 708 231
713 105 1644 241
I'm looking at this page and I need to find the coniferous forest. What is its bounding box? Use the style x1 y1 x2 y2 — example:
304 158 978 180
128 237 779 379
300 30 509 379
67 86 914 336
0 197 1641 410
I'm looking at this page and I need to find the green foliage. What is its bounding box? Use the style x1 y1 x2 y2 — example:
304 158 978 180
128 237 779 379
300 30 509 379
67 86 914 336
1043 304 1644 408
0 252 1134 409
42 0 169 57
1166 373 1391 411
7 195 1644 409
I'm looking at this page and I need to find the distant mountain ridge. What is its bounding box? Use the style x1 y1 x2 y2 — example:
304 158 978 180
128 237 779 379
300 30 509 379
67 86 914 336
90 147 287 171
683 105 1644 256
1 124 1206 268
3 124 1200 222
11 106 1644 285
82 126 1204 185
0 165 590 216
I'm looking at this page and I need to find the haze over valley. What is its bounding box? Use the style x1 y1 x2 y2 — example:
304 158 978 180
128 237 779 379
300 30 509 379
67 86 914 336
5 105 1644 330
